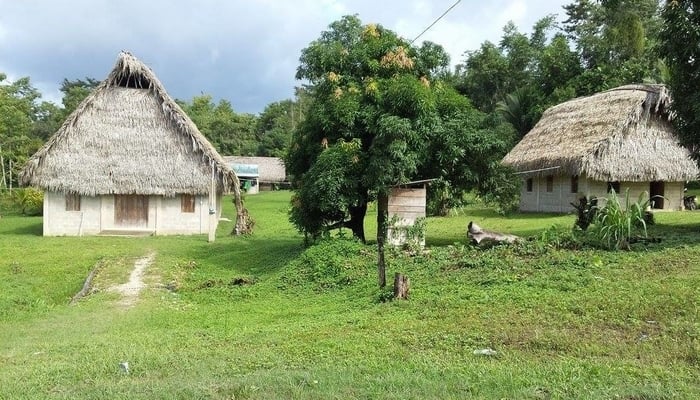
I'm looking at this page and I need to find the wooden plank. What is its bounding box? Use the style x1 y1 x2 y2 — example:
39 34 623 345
388 205 425 214
115 195 148 227
390 188 425 198
389 196 426 207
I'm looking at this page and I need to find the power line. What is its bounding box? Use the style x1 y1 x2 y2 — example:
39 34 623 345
410 0 462 45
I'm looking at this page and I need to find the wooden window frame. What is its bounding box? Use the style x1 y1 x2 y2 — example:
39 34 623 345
546 175 554 193
181 194 195 213
65 193 81 211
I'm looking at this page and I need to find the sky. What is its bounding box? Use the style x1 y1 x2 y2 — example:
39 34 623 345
0 0 571 115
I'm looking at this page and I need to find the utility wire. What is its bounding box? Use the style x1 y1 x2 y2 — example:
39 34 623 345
409 0 462 44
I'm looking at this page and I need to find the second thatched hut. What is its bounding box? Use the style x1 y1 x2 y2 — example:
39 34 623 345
502 84 699 212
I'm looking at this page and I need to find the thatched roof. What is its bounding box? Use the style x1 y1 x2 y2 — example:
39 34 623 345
20 51 237 196
502 84 700 182
222 156 287 182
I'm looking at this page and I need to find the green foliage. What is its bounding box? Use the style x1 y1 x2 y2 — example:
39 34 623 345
477 163 521 215
563 0 661 93
289 139 363 240
11 188 43 216
255 100 297 157
0 75 48 189
177 95 258 156
388 216 426 254
589 189 650 250
279 237 374 292
289 15 478 239
659 0 700 156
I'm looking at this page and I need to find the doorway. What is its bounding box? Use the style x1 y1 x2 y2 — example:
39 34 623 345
649 181 665 209
114 195 149 227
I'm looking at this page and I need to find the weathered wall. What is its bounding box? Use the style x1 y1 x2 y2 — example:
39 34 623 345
519 175 686 212
43 191 102 235
387 187 426 247
43 192 220 236
519 175 580 213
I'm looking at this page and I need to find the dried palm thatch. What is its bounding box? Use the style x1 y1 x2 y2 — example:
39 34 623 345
222 156 286 182
20 51 239 196
502 84 700 182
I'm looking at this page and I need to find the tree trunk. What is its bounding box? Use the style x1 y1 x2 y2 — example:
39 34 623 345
377 193 388 288
232 179 253 235
393 273 410 299
347 202 367 243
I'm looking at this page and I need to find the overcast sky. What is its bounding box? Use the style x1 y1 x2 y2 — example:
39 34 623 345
0 0 570 114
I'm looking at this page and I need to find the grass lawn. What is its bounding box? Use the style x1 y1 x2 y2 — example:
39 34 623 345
1 191 699 399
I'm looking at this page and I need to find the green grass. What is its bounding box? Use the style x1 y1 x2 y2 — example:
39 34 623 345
1 191 700 399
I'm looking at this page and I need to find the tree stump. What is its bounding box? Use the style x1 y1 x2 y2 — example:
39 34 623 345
393 273 410 300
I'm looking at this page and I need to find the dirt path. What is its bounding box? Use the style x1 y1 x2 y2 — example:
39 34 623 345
109 252 155 307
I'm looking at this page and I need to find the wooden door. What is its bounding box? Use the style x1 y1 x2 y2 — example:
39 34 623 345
650 181 664 209
114 195 149 227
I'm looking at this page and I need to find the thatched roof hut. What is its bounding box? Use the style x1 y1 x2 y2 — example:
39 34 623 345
222 156 286 183
502 84 699 182
20 51 238 195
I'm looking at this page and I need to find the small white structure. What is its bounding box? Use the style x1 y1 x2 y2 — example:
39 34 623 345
20 52 241 237
223 156 286 194
502 84 699 212
231 163 260 194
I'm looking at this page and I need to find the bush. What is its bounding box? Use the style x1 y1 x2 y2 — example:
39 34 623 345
279 238 374 291
589 189 650 250
10 188 43 216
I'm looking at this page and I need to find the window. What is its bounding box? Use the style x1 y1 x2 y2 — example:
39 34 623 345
546 175 554 192
181 194 195 213
526 178 533 192
65 193 80 211
571 175 579 193
607 181 620 194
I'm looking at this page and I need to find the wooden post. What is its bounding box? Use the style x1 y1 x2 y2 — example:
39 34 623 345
393 273 410 299
377 193 388 288
208 166 216 242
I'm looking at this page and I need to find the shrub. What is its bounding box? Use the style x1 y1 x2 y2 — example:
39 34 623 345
12 188 43 216
279 238 374 291
589 189 650 250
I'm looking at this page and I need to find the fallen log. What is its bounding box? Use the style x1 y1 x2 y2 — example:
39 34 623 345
467 221 520 245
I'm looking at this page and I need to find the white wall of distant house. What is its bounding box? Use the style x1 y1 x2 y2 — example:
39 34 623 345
518 174 684 213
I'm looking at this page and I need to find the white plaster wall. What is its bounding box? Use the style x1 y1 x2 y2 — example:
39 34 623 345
666 182 684 210
520 175 580 213
153 194 219 235
43 191 102 236
520 175 686 212
43 193 220 236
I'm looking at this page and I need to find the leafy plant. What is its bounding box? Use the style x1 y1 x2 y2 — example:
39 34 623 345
12 188 43 216
388 215 426 254
571 196 598 231
589 189 650 250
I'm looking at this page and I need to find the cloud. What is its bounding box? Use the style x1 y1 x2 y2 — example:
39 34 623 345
0 0 570 113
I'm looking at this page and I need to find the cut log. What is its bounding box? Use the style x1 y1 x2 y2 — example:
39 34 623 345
467 221 520 245
393 273 410 300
